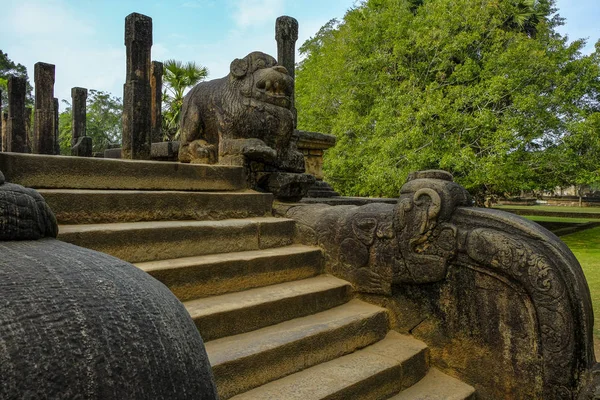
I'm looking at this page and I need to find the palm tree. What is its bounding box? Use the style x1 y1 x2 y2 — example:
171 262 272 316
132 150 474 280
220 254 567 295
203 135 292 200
162 59 208 140
505 0 547 38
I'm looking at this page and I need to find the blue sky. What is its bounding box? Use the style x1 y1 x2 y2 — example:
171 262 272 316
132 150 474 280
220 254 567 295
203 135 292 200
0 0 598 108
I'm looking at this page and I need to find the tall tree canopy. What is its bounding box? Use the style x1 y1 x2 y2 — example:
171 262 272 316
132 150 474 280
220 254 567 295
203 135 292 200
296 0 600 199
0 50 33 111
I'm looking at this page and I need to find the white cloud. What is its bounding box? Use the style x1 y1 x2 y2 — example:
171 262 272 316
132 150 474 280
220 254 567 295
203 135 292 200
1 0 126 105
231 0 285 29
7 0 94 37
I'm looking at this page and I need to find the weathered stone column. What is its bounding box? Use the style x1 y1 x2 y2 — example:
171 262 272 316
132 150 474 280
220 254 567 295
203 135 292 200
25 107 32 152
7 76 27 153
151 61 163 143
71 87 92 157
1 113 7 152
122 13 152 159
54 97 60 155
33 62 56 154
276 16 298 128
0 90 2 151
296 130 339 198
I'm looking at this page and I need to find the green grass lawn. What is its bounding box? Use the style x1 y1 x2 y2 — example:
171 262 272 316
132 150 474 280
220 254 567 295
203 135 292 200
494 205 600 214
525 215 597 224
561 227 600 337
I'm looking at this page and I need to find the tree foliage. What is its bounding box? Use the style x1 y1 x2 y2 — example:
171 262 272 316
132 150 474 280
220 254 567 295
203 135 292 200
162 60 208 140
58 90 123 154
296 0 600 199
0 50 33 111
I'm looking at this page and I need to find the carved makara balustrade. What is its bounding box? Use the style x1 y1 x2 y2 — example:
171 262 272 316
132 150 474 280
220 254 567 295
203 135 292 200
286 170 598 399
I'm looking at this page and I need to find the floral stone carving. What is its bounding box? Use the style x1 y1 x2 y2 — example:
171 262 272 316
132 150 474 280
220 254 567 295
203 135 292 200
285 170 597 399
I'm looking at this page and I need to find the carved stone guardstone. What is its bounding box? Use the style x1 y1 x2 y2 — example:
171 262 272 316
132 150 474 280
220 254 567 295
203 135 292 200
0 171 218 399
285 169 600 399
71 87 92 157
122 13 152 159
33 62 56 155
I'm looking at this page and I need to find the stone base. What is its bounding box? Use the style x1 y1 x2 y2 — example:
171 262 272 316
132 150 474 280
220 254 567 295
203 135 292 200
257 172 315 202
104 141 180 161
71 136 93 157
306 180 339 198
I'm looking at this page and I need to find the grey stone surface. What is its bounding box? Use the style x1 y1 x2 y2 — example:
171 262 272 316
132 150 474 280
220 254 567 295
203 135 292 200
104 147 121 159
257 171 315 202
105 141 180 160
285 169 599 399
151 140 179 160
0 171 57 240
122 13 152 159
33 62 56 154
296 130 336 149
0 238 218 400
7 75 27 153
0 152 246 191
39 189 273 224
151 61 163 143
305 180 339 198
0 174 218 399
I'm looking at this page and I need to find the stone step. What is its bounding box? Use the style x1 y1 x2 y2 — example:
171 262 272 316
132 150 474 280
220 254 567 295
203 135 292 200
38 189 273 224
58 217 295 263
186 275 352 341
136 245 324 301
0 152 245 191
387 368 475 400
206 299 389 399
230 331 428 400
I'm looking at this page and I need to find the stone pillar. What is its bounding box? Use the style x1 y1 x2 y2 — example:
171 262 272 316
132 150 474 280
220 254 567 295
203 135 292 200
0 90 2 151
276 16 298 128
71 87 92 157
1 113 7 152
296 130 340 198
25 107 32 152
33 62 56 154
151 61 163 143
7 76 27 153
122 13 152 159
54 98 60 155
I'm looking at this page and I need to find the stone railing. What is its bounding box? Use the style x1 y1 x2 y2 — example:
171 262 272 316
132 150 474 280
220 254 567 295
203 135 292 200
284 170 598 399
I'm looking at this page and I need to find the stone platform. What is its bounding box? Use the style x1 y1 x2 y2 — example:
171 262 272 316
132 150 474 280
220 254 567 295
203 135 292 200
4 152 475 399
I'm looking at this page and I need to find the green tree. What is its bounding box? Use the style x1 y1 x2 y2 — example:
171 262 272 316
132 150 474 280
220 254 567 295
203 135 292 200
58 89 123 154
0 50 33 111
162 59 208 140
296 0 600 200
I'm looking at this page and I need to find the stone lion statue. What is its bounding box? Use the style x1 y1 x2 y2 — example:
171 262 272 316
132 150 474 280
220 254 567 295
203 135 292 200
178 51 304 172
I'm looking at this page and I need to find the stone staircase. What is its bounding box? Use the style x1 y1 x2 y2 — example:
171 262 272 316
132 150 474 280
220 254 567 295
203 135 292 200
2 153 476 399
